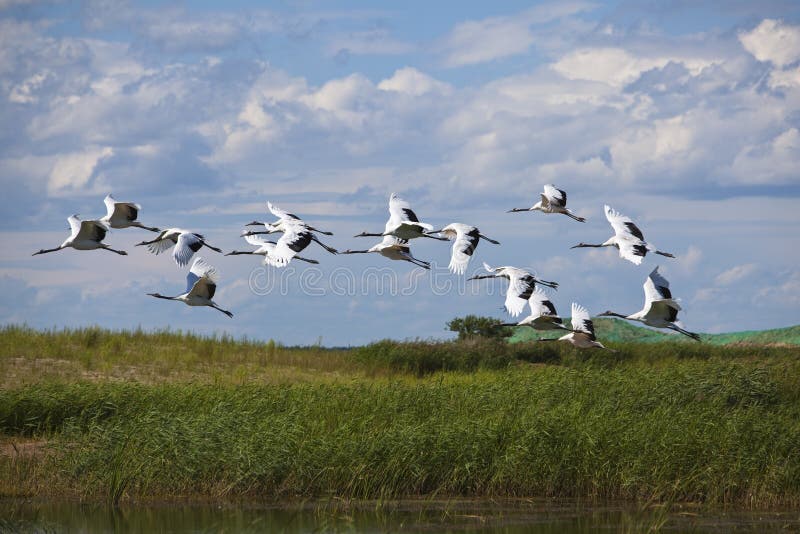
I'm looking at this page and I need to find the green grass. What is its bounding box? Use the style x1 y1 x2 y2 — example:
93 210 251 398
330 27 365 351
1 326 800 507
509 318 800 345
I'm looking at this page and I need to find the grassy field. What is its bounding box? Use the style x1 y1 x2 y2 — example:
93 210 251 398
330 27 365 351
1 326 800 507
509 318 800 345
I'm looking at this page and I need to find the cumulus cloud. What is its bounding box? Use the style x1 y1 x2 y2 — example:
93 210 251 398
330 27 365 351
47 146 113 195
739 19 800 67
439 2 594 67
715 264 757 286
378 67 451 96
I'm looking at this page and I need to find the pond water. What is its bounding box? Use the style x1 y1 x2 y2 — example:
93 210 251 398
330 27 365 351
1 498 798 533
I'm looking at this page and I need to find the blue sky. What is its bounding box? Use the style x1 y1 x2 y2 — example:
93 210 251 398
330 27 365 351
1 0 799 345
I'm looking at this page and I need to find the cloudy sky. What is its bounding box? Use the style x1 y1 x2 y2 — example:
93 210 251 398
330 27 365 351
1 1 799 345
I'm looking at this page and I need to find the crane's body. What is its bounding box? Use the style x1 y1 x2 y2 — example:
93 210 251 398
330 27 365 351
469 262 558 317
343 224 430 269
226 234 319 264
136 228 223 267
572 205 674 265
356 193 447 242
599 266 700 341
100 194 159 232
427 223 500 275
508 184 585 222
544 303 612 350
245 201 333 236
33 215 127 256
502 288 571 331
243 220 337 267
147 257 233 317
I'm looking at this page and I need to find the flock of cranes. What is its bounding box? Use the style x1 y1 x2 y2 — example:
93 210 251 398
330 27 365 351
33 186 701 347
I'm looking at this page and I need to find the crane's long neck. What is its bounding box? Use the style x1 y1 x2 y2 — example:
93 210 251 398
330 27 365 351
32 245 64 256
571 242 607 249
148 293 178 300
225 250 256 256
341 249 370 254
354 231 383 237
599 311 628 319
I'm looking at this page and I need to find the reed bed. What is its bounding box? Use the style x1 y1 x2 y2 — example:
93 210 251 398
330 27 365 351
1 326 799 507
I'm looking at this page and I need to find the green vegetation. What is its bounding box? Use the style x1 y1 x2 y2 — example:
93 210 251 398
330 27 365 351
446 315 511 340
509 317 800 345
1 325 800 507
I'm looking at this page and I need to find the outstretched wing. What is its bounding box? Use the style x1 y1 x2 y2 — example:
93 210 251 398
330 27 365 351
388 193 420 223
267 201 301 221
67 215 82 238
617 240 647 265
570 302 596 340
174 232 204 266
605 205 645 241
543 184 567 208
643 266 673 303
185 257 219 300
147 231 176 256
244 234 271 247
103 195 116 219
267 223 312 266
505 271 535 317
449 226 480 275
528 287 559 317
78 219 108 242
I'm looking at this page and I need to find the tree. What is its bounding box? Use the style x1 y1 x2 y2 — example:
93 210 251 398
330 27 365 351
446 315 511 340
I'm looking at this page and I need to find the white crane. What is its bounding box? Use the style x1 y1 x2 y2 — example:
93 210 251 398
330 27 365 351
508 184 586 222
245 201 333 236
571 205 674 265
540 303 614 350
33 215 127 256
341 226 430 269
425 223 500 275
598 266 700 341
243 220 337 267
147 257 233 318
100 194 159 232
225 234 319 264
355 193 447 242
500 288 571 331
468 262 558 317
136 228 223 267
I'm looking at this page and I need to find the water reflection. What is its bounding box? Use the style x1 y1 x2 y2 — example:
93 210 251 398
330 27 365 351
1 498 798 533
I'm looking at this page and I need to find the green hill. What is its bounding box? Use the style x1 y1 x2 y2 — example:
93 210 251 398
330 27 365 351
508 318 800 346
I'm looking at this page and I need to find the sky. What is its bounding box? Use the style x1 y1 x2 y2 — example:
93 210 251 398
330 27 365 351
1 0 799 346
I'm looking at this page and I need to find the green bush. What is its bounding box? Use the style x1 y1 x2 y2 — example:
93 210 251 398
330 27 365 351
446 315 511 340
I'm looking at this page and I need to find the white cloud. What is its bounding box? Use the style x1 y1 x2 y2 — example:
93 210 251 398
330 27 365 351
553 47 717 87
439 2 594 67
48 146 113 195
739 19 800 67
731 128 800 185
378 67 451 96
715 264 757 286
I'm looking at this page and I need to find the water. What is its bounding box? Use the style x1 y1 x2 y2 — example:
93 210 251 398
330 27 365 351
1 499 798 533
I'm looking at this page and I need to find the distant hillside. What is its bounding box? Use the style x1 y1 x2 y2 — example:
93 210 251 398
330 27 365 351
508 318 800 346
